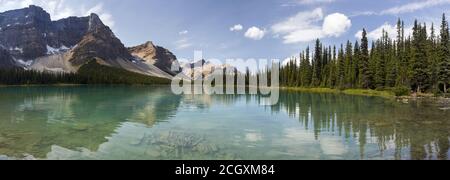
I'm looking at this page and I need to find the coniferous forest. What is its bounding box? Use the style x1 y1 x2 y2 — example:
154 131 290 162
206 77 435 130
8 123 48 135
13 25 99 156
0 60 171 85
280 14 450 96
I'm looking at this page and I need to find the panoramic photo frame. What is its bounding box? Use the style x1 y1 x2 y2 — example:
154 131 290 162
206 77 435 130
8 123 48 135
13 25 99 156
0 0 449 177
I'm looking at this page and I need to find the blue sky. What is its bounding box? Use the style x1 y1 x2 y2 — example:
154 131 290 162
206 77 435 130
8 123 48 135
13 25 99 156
1 0 450 61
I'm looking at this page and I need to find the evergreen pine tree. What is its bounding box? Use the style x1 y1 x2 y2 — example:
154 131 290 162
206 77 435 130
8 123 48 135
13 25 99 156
353 41 361 88
312 39 322 86
337 44 345 88
438 14 450 94
360 29 373 89
411 20 430 92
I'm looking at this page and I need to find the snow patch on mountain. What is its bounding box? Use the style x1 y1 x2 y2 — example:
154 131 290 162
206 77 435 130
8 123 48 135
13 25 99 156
15 59 33 67
46 45 71 55
9 47 23 53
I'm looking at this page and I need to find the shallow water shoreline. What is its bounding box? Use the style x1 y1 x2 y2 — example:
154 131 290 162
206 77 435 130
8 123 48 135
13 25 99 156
281 87 395 98
1 84 448 105
281 87 450 106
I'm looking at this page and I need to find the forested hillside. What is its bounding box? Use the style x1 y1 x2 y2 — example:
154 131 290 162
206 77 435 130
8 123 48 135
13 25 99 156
0 60 171 85
280 14 450 95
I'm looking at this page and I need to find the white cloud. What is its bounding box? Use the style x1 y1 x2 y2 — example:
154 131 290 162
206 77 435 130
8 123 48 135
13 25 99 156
381 0 450 15
282 56 300 66
174 38 192 50
282 0 335 6
283 28 324 43
230 24 243 32
322 13 352 37
244 26 266 40
354 0 450 16
0 0 115 28
178 30 189 35
354 30 363 40
271 8 351 44
297 0 335 5
272 8 323 34
355 23 413 40
82 3 114 28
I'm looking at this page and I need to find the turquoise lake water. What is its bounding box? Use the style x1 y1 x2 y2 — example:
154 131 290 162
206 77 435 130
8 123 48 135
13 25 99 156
0 86 448 160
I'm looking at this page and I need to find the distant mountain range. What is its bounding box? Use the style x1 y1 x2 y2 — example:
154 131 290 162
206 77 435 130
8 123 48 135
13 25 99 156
0 5 186 80
0 5 239 82
180 59 238 80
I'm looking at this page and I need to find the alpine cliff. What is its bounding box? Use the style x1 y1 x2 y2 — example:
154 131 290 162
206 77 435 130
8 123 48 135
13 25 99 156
129 41 181 76
0 5 177 80
0 47 15 69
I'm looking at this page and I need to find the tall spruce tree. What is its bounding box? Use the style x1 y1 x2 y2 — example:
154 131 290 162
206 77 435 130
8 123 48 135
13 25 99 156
439 14 450 94
397 19 409 87
312 39 322 86
353 41 361 88
428 23 439 92
411 20 430 92
374 36 386 89
337 44 345 87
344 41 354 88
360 29 372 88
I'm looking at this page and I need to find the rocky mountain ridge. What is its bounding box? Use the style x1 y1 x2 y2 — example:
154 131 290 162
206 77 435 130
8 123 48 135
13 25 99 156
0 5 94 60
0 5 180 79
128 41 180 76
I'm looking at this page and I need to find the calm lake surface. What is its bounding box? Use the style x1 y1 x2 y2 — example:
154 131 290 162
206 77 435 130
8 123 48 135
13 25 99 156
0 86 448 160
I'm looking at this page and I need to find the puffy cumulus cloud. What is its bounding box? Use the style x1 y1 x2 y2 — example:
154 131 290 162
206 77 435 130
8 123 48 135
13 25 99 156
0 0 115 28
244 26 266 40
230 24 243 32
322 13 352 37
272 8 323 35
271 8 352 44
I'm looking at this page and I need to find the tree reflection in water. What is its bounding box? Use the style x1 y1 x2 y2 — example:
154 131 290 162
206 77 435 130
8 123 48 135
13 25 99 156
271 91 450 160
0 87 448 160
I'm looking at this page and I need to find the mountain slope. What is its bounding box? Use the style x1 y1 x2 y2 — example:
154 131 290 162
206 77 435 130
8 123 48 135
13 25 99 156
0 5 92 61
66 21 173 79
78 60 171 84
0 47 16 69
68 14 133 67
128 41 180 76
0 5 177 80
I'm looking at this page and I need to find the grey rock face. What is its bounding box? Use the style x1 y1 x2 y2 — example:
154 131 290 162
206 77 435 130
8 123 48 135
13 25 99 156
0 5 177 80
129 41 180 75
0 47 16 69
69 22 134 67
0 5 100 60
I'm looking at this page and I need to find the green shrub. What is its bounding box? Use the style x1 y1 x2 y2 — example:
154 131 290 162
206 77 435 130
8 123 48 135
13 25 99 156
375 87 385 91
392 86 411 96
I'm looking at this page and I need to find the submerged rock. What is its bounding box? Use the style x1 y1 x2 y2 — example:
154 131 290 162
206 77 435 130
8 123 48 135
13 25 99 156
71 123 91 131
138 131 236 159
402 99 409 104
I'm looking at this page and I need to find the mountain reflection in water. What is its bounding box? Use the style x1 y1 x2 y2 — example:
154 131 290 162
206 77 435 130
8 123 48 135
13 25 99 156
0 86 448 160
